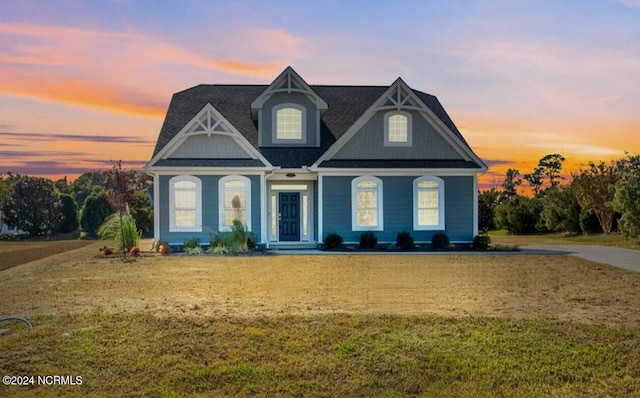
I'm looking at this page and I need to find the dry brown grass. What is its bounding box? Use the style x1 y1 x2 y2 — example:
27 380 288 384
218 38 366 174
2 241 640 328
0 240 92 272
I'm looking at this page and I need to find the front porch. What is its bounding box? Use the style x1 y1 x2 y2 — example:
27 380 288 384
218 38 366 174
265 180 317 247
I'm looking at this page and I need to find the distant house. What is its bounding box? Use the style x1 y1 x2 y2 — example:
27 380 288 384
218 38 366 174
145 67 487 248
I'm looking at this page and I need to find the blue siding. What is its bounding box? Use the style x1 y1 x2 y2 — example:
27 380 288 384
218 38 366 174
159 174 262 245
322 175 474 243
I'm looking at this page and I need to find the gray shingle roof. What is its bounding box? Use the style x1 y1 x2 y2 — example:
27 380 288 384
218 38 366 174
150 84 476 168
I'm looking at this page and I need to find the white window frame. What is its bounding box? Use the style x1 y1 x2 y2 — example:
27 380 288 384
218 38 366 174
169 175 202 232
413 176 445 230
272 103 306 144
218 175 252 232
384 111 412 147
351 176 383 231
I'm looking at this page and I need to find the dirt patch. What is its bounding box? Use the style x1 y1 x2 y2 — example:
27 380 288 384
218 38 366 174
2 242 640 327
0 240 93 271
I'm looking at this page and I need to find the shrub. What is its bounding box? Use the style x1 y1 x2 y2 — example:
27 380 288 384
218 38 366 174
359 231 378 249
431 232 450 250
81 193 114 237
97 213 141 253
472 234 491 250
323 233 343 250
58 193 79 233
495 195 542 235
396 231 414 250
209 220 253 253
184 237 202 255
579 209 602 235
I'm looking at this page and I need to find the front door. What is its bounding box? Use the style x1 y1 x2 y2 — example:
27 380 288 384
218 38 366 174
279 192 300 241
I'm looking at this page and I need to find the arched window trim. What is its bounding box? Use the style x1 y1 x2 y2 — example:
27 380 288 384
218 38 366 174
169 175 202 232
351 176 384 231
384 110 412 147
272 103 307 144
218 175 252 232
413 176 445 231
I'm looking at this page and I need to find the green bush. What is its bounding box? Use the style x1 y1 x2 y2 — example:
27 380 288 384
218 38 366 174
184 238 202 255
579 209 602 235
323 233 343 250
359 231 378 249
495 195 542 235
81 193 114 237
431 232 450 250
97 213 141 253
396 231 414 250
58 193 79 233
472 234 491 250
209 220 252 253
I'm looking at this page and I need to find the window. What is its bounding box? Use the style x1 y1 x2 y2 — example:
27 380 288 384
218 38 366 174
273 104 306 143
413 176 444 230
384 111 412 146
169 176 202 232
219 175 251 231
352 176 383 231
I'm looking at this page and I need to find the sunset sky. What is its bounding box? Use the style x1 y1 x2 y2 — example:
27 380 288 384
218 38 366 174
1 0 639 190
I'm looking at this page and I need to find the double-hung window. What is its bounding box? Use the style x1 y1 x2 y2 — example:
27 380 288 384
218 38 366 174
273 104 305 143
169 176 202 232
352 176 383 231
384 111 412 146
413 176 444 230
219 175 251 231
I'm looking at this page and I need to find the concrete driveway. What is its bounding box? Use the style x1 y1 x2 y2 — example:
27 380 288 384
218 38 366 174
522 244 640 273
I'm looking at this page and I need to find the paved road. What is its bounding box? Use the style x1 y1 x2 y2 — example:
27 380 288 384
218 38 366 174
522 244 640 273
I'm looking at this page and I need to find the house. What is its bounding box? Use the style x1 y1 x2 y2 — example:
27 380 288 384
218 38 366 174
145 67 487 248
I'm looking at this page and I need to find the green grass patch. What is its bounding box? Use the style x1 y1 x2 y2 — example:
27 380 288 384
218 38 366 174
1 312 639 397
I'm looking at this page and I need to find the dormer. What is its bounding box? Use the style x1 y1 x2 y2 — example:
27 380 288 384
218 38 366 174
251 67 327 147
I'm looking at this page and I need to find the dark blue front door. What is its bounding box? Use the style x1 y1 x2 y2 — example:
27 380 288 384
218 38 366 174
279 192 300 241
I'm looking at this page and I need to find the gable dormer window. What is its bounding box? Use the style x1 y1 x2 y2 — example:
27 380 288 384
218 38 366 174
273 104 306 144
384 111 412 146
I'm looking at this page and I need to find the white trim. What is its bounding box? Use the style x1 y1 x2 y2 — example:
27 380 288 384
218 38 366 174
272 103 307 144
218 175 252 232
251 66 328 112
351 176 383 231
145 103 272 170
168 175 202 232
384 111 412 147
153 173 159 241
413 176 445 231
260 172 267 245
318 174 323 242
309 168 481 176
148 168 270 174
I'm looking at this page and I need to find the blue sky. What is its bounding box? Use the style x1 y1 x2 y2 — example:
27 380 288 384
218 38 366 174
1 0 639 186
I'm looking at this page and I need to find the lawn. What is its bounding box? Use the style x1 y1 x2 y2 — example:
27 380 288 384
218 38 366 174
490 231 640 250
0 240 93 272
1 242 640 396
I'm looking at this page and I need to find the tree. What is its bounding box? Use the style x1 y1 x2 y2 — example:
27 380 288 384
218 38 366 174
81 193 114 237
571 161 619 234
0 173 10 228
540 186 581 233
1 175 62 236
538 153 565 189
500 168 522 202
495 195 542 235
107 161 138 259
54 176 71 195
58 193 80 233
130 190 153 235
478 189 500 232
71 171 108 208
524 167 544 197
613 154 640 241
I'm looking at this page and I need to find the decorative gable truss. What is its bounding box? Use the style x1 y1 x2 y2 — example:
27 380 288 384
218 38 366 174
250 66 328 114
313 78 487 171
147 103 271 168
